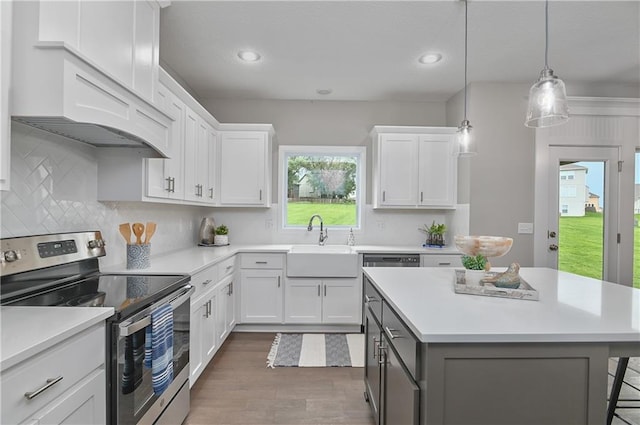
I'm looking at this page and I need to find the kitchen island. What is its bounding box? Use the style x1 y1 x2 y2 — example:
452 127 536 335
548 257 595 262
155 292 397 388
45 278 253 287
362 267 640 425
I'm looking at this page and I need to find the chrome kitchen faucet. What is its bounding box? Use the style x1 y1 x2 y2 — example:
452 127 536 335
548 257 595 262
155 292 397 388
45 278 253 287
307 214 328 245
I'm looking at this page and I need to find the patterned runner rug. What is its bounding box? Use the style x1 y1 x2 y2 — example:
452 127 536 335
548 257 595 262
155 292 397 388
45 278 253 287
267 333 364 368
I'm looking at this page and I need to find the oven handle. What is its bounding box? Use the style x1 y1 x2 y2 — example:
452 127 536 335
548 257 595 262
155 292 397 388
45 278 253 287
119 286 195 337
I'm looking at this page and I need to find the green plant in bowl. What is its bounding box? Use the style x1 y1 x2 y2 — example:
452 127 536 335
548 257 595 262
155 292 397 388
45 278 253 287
215 225 228 235
461 254 487 270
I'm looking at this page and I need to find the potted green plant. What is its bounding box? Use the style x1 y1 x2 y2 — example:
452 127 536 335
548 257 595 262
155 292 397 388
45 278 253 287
461 254 487 286
214 225 229 245
419 221 447 247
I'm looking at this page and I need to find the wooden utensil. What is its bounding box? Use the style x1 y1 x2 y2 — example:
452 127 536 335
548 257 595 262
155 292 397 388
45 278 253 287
119 223 132 244
132 223 145 245
144 222 157 244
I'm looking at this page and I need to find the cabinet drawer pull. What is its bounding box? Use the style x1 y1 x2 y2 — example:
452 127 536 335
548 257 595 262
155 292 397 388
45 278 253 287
438 262 451 266
226 265 233 271
203 279 213 285
385 326 403 339
255 261 268 264
24 376 63 400
364 295 378 304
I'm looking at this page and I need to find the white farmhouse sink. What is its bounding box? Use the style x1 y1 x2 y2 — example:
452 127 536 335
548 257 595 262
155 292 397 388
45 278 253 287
286 245 358 277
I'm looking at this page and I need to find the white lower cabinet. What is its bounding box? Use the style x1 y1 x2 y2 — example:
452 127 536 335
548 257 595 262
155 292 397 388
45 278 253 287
189 258 237 387
240 269 284 323
1 325 106 425
285 278 361 324
215 274 234 346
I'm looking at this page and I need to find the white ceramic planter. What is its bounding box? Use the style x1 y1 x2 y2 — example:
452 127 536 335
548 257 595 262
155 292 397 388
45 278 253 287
214 235 229 245
465 269 485 286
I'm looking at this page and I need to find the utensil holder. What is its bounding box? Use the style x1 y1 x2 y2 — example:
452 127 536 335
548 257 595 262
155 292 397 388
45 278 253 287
127 244 150 269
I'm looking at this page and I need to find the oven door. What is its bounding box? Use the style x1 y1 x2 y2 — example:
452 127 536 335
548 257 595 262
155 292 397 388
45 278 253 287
112 285 194 425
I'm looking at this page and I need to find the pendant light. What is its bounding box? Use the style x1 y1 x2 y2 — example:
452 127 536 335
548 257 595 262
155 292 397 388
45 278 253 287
525 0 569 128
458 0 476 156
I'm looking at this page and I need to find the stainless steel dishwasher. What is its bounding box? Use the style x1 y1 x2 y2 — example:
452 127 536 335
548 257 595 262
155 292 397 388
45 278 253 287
362 254 421 267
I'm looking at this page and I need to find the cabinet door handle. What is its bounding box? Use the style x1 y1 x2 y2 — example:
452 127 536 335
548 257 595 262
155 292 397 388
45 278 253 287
318 284 321 297
372 337 378 359
277 276 281 288
230 282 233 295
170 177 175 193
208 300 212 316
209 188 214 199
378 344 387 365
259 189 262 201
324 285 327 297
165 177 172 192
24 376 63 400
384 326 403 339
382 191 386 202
420 191 423 203
365 294 378 304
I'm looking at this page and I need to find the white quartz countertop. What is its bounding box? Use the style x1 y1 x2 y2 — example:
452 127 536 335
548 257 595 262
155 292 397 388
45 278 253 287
363 267 640 344
0 307 114 371
102 244 461 275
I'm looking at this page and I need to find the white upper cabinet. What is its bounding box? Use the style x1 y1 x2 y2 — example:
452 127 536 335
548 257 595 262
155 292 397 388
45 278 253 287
37 0 160 100
0 0 12 192
146 82 185 199
372 126 458 209
219 131 272 207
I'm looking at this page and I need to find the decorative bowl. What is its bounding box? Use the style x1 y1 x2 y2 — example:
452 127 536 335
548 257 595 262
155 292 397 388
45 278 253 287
454 236 513 258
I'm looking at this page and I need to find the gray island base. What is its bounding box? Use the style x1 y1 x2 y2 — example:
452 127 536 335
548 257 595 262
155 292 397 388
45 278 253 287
362 267 640 425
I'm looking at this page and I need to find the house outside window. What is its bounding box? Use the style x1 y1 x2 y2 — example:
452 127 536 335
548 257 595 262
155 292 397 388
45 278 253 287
280 146 365 229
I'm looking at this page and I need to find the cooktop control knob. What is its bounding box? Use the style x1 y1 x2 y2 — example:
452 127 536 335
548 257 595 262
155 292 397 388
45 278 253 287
88 239 106 249
3 250 19 262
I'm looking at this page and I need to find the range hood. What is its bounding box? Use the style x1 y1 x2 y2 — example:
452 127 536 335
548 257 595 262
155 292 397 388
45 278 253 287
12 43 173 159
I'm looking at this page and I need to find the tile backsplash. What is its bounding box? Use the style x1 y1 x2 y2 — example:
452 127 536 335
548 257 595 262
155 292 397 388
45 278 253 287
1 124 208 267
2 123 469 268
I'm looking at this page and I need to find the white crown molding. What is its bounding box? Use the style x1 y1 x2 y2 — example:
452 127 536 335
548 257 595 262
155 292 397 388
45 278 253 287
567 96 640 117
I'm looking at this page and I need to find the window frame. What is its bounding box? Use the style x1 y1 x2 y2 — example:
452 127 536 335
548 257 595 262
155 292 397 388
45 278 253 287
278 145 366 230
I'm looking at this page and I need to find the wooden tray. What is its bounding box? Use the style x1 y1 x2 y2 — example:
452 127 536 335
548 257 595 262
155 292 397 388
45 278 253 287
454 269 539 301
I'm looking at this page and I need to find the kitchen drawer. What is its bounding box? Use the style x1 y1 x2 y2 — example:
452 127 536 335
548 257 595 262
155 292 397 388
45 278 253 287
191 264 218 300
364 277 383 324
240 253 284 269
217 256 236 280
382 301 420 381
421 254 462 267
1 324 105 425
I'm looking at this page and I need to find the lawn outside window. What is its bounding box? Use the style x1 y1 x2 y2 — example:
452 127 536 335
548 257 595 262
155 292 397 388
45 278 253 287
279 146 365 230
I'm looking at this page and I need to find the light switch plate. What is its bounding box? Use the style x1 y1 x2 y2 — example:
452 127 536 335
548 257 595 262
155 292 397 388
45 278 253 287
518 222 534 234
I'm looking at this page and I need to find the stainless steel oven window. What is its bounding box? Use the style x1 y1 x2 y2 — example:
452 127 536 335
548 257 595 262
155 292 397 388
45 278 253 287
114 287 192 425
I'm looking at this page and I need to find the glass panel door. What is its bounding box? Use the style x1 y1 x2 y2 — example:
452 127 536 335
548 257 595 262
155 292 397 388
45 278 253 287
634 151 640 288
547 146 620 282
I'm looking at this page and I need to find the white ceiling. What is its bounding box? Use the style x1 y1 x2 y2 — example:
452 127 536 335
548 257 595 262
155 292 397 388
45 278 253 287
159 1 640 102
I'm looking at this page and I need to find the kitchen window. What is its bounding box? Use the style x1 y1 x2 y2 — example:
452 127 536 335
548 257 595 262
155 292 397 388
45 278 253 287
279 146 365 229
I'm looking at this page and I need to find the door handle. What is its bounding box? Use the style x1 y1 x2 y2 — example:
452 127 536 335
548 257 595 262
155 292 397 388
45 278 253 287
385 326 403 339
120 286 194 336
549 244 559 251
24 376 64 400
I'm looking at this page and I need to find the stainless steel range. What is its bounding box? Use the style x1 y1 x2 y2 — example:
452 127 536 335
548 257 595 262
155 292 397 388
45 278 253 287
0 231 194 425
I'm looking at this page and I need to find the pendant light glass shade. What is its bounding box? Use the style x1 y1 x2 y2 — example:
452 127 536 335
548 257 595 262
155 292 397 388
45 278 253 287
525 68 569 127
525 0 569 128
457 119 476 157
457 0 476 156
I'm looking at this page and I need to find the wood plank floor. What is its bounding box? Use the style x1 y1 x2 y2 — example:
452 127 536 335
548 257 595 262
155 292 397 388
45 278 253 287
185 332 375 425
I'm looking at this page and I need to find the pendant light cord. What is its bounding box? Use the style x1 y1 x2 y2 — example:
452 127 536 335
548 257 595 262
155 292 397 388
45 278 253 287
544 0 549 70
463 0 468 121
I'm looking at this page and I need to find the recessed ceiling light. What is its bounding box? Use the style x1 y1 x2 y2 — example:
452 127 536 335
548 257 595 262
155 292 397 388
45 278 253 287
418 53 442 64
316 89 332 95
238 50 261 62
